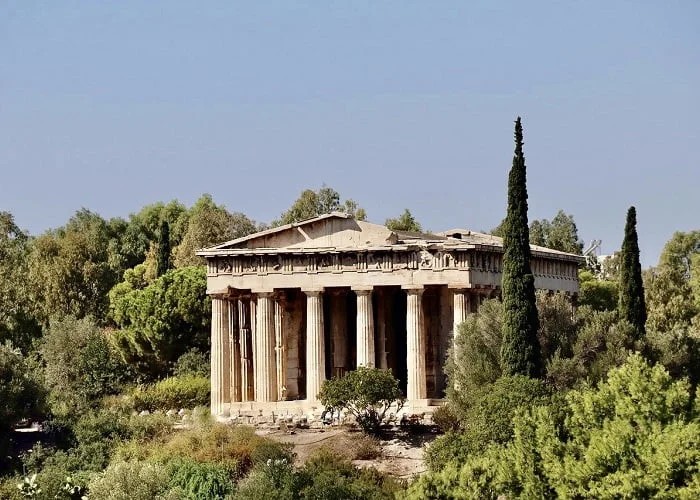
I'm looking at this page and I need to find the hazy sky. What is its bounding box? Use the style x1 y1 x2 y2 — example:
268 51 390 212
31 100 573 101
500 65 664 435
1 1 698 266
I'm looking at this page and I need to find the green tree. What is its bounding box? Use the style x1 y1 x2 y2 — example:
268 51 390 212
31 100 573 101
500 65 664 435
645 231 700 334
156 219 171 277
499 117 542 378
109 266 210 378
446 299 503 413
173 195 257 268
384 209 422 232
27 209 126 325
493 209 583 255
120 200 188 269
40 316 128 418
619 206 647 339
0 212 41 352
318 367 405 434
273 185 367 226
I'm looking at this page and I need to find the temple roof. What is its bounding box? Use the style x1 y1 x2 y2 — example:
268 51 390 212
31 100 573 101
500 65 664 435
197 213 584 263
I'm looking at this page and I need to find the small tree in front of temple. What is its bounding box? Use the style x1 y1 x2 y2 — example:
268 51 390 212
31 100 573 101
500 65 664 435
500 117 542 378
318 367 404 434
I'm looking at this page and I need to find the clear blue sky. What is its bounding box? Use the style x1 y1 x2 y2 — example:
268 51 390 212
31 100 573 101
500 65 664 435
1 1 698 266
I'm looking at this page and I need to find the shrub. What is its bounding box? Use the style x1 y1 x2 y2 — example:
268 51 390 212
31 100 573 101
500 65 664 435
318 367 404 434
350 436 382 460
426 376 551 471
167 458 235 499
132 375 210 411
431 403 460 433
235 458 296 500
115 423 293 481
174 349 209 378
237 449 403 500
446 299 503 414
86 460 171 500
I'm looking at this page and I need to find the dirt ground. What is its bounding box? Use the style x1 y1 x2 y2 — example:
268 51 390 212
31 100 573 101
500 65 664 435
260 426 437 480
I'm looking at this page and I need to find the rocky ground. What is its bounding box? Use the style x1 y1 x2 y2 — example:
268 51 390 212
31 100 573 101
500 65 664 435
260 426 438 480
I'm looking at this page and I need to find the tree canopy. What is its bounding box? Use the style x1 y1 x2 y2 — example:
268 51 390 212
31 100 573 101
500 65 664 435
385 209 422 232
272 185 366 226
109 266 210 378
493 209 583 254
173 194 257 267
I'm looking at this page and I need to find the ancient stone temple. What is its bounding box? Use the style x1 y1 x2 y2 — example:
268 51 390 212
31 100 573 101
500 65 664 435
198 213 584 416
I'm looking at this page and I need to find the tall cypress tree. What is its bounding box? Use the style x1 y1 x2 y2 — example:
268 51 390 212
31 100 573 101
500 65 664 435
500 117 542 377
619 206 647 339
156 219 171 277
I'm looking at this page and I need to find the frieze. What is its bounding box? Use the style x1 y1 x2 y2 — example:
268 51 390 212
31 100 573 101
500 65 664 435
206 249 583 279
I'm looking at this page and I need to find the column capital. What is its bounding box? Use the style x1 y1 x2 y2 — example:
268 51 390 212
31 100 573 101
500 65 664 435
352 286 374 295
302 288 324 296
448 284 471 291
252 290 275 297
402 284 424 294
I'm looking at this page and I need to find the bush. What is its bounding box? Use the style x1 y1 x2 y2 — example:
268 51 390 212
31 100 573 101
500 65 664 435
431 403 460 433
446 299 503 415
86 460 171 500
132 375 210 411
237 449 404 500
167 458 235 499
174 349 209 378
318 367 405 434
115 423 293 481
426 376 551 471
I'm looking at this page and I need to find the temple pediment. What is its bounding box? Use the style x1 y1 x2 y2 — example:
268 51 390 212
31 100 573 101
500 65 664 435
199 212 436 253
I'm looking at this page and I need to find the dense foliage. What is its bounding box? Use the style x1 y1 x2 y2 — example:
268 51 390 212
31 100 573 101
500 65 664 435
499 117 542 378
109 266 210 379
412 355 700 499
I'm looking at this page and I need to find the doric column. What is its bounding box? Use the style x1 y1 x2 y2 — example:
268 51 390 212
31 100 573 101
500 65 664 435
275 294 287 400
376 288 390 370
228 298 242 403
238 298 254 402
210 296 230 416
329 289 348 378
304 289 325 402
354 287 375 368
452 288 470 342
404 286 427 401
254 292 277 402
